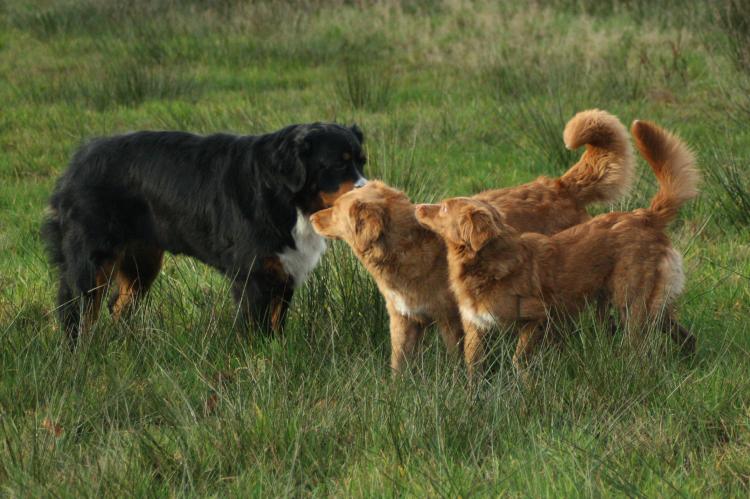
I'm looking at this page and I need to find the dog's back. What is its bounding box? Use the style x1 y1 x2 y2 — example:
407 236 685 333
537 120 699 316
475 109 634 235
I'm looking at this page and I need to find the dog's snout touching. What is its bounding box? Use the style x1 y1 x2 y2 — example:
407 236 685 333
354 176 367 188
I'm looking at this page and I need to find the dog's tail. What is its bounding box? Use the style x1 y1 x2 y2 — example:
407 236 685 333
559 109 635 205
631 119 700 227
41 200 65 271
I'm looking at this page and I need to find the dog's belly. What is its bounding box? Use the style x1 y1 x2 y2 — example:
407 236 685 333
277 210 327 287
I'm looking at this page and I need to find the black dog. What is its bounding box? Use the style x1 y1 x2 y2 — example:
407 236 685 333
42 123 367 343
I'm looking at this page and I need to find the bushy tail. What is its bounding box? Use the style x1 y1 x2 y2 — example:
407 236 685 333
41 202 65 270
559 109 635 205
631 120 700 226
41 200 82 344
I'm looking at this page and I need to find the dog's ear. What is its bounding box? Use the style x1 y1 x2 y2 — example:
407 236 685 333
264 126 309 193
350 124 364 145
459 207 501 257
350 200 385 254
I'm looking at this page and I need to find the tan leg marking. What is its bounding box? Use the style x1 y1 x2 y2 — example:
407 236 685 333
82 259 117 334
110 245 164 319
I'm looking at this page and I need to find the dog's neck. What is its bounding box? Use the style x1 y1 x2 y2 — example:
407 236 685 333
356 209 445 284
445 235 525 303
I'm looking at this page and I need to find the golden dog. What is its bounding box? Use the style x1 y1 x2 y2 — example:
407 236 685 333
416 120 698 376
311 110 634 371
311 109 635 373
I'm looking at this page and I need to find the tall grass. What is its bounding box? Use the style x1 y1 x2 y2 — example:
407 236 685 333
335 60 395 111
1 0 749 495
703 150 750 230
715 0 750 72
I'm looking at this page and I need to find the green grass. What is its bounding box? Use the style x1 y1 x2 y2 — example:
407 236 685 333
1 0 749 495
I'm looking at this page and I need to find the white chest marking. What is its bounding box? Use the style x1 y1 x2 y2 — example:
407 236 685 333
278 210 327 287
385 289 426 318
460 306 495 330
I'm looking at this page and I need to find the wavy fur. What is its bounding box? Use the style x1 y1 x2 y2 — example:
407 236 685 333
560 109 635 204
631 119 700 227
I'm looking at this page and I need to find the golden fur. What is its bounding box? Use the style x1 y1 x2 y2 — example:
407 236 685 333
416 120 699 377
311 109 634 373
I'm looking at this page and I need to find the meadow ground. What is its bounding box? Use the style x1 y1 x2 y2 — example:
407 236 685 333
1 0 749 495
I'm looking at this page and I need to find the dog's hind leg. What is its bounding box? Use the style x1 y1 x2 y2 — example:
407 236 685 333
437 311 463 357
63 256 115 345
618 298 651 350
109 243 164 319
512 322 545 380
595 292 618 336
649 294 696 356
56 278 80 346
660 312 696 355
648 260 695 355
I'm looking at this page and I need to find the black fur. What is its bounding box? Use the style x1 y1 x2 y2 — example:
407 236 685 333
42 123 366 344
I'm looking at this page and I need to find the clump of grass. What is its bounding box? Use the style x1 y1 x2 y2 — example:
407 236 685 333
703 150 750 230
88 62 201 110
9 1 100 38
365 123 440 201
335 59 395 111
715 0 750 72
18 61 201 110
8 0 246 39
711 0 750 123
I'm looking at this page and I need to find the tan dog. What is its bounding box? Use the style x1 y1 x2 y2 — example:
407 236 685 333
416 120 699 377
310 109 634 373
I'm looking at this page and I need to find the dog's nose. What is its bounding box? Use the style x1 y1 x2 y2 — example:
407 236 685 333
354 176 367 188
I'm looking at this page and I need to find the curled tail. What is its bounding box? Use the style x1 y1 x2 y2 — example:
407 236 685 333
631 120 700 226
559 109 635 205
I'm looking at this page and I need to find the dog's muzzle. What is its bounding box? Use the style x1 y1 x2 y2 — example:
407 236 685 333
354 176 368 188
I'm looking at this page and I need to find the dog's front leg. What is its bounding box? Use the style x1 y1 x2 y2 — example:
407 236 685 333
512 322 544 382
462 320 488 380
231 272 294 336
387 307 425 375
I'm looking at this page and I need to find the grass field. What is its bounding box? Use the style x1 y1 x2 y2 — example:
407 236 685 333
1 0 750 495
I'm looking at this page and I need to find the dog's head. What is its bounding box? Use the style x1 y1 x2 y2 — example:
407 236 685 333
310 180 410 260
415 198 506 258
259 123 367 213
